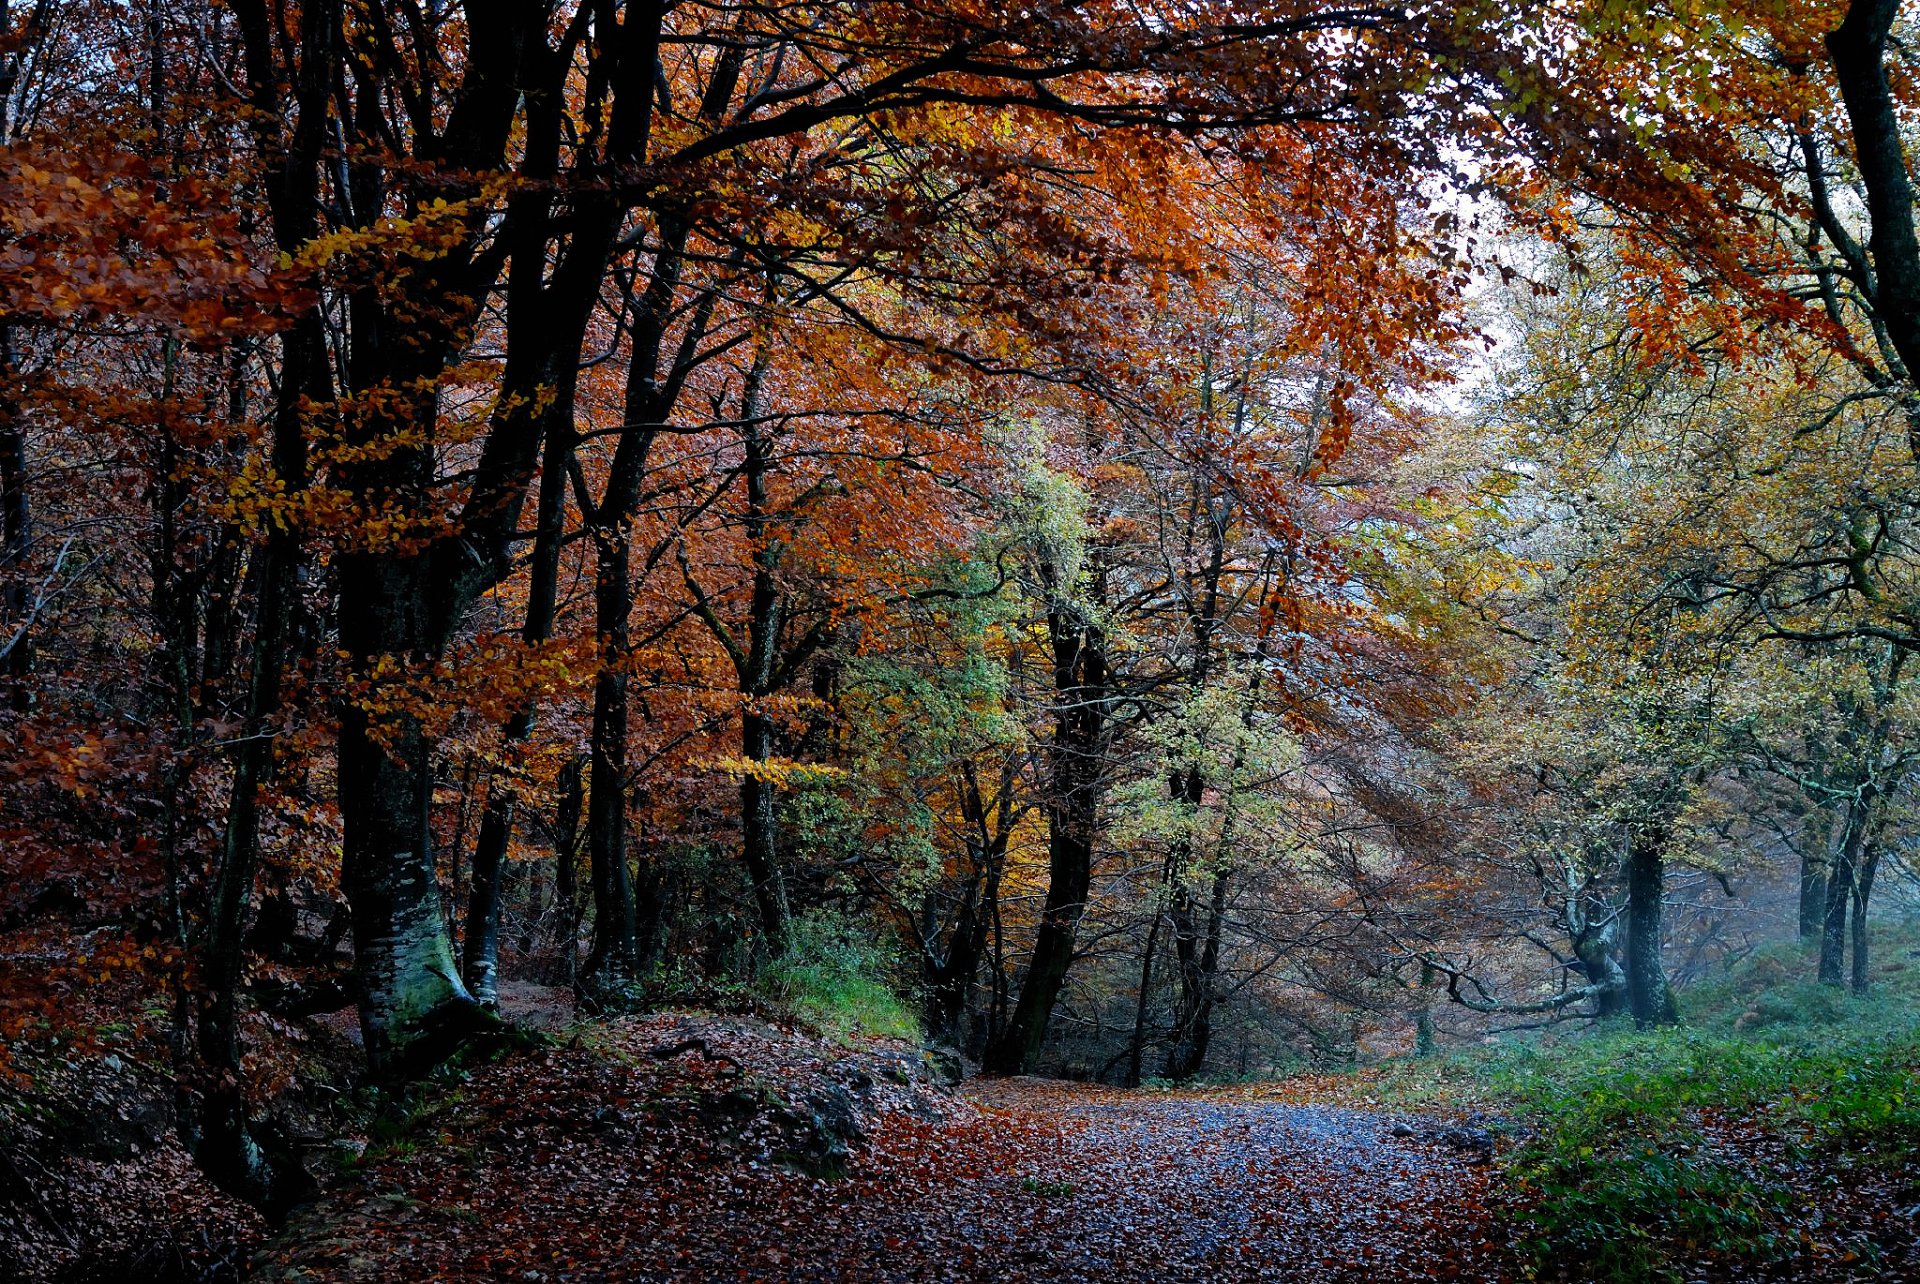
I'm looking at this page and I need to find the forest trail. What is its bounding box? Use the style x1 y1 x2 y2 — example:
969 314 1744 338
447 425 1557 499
260 1016 1517 1282
871 1079 1519 1283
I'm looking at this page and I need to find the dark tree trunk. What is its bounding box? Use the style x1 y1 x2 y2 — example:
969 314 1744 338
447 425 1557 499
552 754 585 988
462 771 514 1008
1161 765 1216 1082
739 707 791 959
1851 846 1880 995
577 196 737 995
337 547 481 1069
1124 908 1162 1089
1818 651 1901 988
982 586 1107 1075
581 527 644 1000
577 50 744 987
734 358 792 958
192 0 343 1206
1821 794 1874 987
331 255 496 1073
923 830 998 1048
196 346 251 707
928 760 1012 1050
683 342 829 964
1158 461 1231 1083
196 301 325 1209
0 323 28 713
0 0 39 714
1164 864 1230 1081
1820 790 1884 994
1800 851 1830 942
261 0 530 1077
1820 825 1855 987
1625 824 1676 1027
1826 1 1920 429
984 809 1093 1075
462 402 571 1006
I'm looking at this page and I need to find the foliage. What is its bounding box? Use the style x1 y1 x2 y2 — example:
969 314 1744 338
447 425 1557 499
11 0 1920 1272
757 911 922 1044
1360 926 1920 1281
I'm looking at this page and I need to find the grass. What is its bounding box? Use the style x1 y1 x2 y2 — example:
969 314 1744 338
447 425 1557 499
1017 1176 1076 1197
757 911 922 1044
1349 923 1920 1281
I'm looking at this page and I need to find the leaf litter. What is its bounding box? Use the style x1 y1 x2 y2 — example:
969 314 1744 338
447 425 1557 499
258 1014 1519 1281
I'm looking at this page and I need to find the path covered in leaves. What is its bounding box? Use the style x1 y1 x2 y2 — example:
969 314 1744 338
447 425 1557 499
261 1017 1518 1282
877 1080 1518 1282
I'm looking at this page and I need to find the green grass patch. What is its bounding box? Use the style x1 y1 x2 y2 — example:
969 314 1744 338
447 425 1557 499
1017 1176 1076 1197
757 911 921 1044
1485 1021 1919 1279
1336 927 1920 1281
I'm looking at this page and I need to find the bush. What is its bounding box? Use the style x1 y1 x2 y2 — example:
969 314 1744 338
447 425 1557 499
757 911 921 1044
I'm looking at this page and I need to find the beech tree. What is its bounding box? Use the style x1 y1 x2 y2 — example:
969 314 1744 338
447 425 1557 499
22 1 1920 1232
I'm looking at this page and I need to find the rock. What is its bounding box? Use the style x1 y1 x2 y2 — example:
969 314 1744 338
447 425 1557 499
919 1044 965 1087
773 1084 865 1176
1429 1125 1495 1161
805 1085 864 1145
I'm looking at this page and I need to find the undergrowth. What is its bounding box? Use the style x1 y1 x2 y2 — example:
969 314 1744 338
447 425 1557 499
756 910 921 1044
1356 922 1920 1282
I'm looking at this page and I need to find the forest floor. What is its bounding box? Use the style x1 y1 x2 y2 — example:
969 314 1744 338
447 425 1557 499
7 929 1917 1282
254 1012 1518 1283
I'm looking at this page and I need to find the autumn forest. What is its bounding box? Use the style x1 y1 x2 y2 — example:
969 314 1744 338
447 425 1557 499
4 1 1920 1280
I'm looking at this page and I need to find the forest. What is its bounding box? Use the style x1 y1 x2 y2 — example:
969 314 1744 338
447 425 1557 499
2 0 1920 1280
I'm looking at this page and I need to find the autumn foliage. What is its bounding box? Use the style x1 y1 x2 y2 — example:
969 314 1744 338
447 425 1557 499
3 0 1920 1278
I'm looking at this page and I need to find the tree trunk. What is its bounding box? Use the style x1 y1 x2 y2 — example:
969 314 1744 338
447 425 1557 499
1159 463 1230 1084
0 322 28 713
1799 851 1829 942
462 770 514 1008
1826 0 1920 429
337 547 481 1072
1164 864 1230 1081
923 762 1006 1044
190 0 351 1200
1851 846 1880 995
1161 766 1214 1082
740 706 791 959
194 301 325 1213
462 403 571 1006
581 527 644 1002
1124 908 1162 1088
984 810 1093 1075
923 856 994 1047
1821 798 1867 986
552 754 584 988
0 2 38 715
982 592 1106 1075
1570 911 1627 1020
576 203 729 996
733 356 793 959
1624 824 1676 1027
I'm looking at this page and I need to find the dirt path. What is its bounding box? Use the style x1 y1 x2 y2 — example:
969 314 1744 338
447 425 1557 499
810 1080 1518 1283
260 1020 1519 1282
